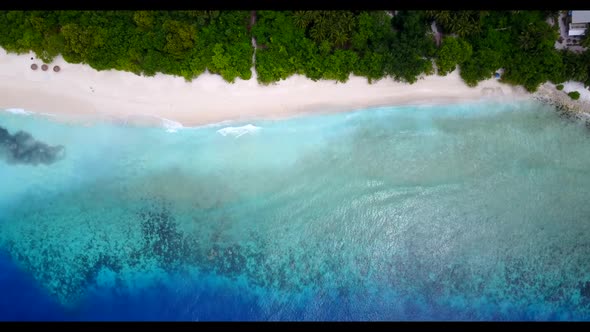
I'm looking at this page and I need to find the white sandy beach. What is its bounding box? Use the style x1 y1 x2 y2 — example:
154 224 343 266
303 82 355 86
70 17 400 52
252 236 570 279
0 48 530 127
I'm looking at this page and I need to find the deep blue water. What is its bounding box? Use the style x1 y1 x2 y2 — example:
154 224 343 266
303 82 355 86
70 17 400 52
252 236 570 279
0 249 266 321
0 251 66 320
1 100 590 321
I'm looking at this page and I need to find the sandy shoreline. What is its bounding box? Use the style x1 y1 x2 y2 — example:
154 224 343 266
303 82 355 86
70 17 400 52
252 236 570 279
1 48 532 127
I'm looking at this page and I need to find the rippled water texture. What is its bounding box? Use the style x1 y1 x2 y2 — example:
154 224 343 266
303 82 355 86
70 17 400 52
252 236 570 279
1 100 590 321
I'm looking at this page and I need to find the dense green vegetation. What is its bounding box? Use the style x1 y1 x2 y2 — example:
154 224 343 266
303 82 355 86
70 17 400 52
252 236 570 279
252 10 435 84
430 11 564 91
435 36 472 76
568 91 581 100
0 10 588 91
556 84 564 90
0 10 253 82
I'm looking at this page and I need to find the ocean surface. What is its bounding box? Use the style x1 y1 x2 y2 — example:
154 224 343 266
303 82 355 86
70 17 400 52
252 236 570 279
1 99 590 321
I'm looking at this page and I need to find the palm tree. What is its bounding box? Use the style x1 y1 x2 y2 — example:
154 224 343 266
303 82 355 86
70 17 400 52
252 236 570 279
295 11 357 48
333 29 348 47
293 11 316 30
426 10 482 36
519 26 539 51
292 11 305 29
432 11 452 27
339 11 355 32
446 11 482 37
309 14 329 43
331 11 355 47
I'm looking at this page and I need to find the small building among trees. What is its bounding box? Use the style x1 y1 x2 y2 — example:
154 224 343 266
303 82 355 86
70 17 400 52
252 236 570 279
568 11 590 36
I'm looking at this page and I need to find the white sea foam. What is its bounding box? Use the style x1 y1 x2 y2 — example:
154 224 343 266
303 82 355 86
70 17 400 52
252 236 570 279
4 108 34 116
191 120 236 130
160 117 184 133
217 124 261 138
39 112 57 117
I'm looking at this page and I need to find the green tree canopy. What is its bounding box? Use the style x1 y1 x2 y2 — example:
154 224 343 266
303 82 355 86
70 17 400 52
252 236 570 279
436 36 473 76
0 10 584 92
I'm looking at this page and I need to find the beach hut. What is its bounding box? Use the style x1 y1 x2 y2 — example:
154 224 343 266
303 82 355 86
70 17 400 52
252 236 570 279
53 65 61 72
30 64 38 70
41 64 48 71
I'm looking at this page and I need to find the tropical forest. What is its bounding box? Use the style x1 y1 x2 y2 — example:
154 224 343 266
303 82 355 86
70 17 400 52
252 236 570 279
0 10 588 91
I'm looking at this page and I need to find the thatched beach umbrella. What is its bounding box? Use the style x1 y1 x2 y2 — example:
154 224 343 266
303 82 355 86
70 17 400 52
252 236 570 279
53 65 61 72
41 64 48 71
30 64 38 70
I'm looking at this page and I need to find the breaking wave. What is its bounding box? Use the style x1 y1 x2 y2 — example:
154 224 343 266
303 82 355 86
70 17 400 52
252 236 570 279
216 124 261 138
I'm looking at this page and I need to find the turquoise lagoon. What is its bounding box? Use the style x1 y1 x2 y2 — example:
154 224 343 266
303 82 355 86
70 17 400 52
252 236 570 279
1 99 590 320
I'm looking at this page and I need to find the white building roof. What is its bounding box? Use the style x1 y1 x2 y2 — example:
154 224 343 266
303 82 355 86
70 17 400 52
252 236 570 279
569 28 586 36
572 11 590 24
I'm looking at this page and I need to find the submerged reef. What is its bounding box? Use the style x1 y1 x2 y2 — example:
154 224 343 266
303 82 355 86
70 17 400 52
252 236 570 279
138 197 196 268
3 192 590 319
0 126 65 165
3 99 590 319
0 194 346 306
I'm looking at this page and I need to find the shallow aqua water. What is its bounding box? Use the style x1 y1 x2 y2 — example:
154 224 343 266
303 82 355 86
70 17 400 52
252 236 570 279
1 100 590 321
